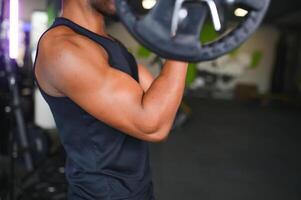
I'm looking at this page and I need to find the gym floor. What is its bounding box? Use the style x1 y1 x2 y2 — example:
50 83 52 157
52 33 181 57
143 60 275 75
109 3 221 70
12 97 301 200
150 97 301 200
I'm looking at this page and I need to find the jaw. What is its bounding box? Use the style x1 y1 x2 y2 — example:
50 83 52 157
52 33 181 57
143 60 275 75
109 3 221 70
107 0 117 15
92 0 117 17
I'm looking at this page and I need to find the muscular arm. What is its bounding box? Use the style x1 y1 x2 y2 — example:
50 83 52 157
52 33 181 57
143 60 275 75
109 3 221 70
37 34 188 143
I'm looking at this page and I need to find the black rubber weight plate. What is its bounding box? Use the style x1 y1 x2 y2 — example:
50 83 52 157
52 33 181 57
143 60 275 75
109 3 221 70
115 0 271 62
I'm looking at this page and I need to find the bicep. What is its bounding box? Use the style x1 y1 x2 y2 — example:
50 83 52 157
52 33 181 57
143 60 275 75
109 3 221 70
49 47 159 141
138 64 155 92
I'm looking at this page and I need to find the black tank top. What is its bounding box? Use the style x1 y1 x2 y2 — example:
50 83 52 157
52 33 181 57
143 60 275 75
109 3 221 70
33 17 155 200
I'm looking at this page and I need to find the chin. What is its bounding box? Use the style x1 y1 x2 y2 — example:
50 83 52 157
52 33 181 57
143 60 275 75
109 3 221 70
108 2 116 14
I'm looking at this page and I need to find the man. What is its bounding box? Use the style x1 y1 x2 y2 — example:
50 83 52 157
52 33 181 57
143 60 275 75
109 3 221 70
33 0 188 199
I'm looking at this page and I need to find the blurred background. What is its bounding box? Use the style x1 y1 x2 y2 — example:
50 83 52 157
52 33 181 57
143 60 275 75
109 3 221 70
0 0 300 200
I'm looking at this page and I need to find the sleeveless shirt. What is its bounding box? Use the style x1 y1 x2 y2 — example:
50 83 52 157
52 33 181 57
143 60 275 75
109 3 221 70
33 17 155 200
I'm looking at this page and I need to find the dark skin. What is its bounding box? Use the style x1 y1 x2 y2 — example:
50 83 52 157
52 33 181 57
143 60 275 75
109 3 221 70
35 0 188 142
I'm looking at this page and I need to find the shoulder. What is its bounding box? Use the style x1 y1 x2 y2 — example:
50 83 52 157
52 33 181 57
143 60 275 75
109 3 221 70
37 26 111 79
39 26 108 66
35 26 110 93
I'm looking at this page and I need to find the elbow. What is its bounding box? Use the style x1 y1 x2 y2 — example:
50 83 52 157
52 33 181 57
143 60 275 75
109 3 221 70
137 114 172 143
138 114 161 135
142 119 171 143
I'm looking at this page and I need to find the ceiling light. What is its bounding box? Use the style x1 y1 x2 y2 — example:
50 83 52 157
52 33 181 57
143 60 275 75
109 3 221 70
142 0 157 10
234 8 248 17
9 0 19 59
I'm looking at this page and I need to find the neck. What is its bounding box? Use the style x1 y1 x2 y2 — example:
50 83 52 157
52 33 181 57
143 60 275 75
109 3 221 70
61 0 107 36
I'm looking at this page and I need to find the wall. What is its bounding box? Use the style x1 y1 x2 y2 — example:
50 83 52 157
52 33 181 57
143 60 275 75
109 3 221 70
236 26 280 93
21 0 47 21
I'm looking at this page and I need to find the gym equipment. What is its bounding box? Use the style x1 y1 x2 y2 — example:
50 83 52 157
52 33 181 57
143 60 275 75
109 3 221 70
115 0 270 62
20 29 35 124
20 151 68 200
2 52 34 200
15 124 51 166
0 1 35 199
3 37 34 173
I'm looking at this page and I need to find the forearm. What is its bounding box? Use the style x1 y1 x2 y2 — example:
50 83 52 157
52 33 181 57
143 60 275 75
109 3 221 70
141 60 188 133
